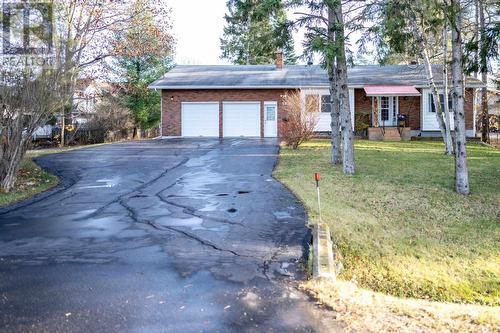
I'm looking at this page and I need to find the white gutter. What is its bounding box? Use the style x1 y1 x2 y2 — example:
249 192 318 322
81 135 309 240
148 85 315 90
149 83 485 90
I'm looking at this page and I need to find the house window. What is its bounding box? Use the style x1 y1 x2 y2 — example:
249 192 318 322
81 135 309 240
266 106 276 121
429 93 453 113
321 95 331 113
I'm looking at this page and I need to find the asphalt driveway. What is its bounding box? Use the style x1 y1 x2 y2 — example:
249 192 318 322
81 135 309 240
0 139 341 332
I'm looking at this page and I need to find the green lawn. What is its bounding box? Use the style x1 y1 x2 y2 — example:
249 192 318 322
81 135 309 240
275 140 500 305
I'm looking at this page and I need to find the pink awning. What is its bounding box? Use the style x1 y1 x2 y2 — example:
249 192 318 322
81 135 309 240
364 85 421 97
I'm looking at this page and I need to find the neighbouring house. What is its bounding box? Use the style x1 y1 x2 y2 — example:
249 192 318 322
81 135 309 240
73 80 118 125
149 55 484 140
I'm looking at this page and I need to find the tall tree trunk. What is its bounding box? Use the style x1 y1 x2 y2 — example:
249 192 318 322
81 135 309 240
334 1 355 174
0 115 29 192
0 151 24 191
473 0 480 136
451 1 470 195
478 0 489 143
60 107 66 147
442 19 454 155
410 18 452 154
328 6 341 165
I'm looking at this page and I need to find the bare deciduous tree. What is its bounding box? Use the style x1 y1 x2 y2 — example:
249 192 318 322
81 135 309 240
0 68 65 191
281 91 320 149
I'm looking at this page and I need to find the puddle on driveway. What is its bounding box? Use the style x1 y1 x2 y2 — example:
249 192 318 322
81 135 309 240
237 191 251 195
199 202 220 212
155 216 203 228
155 216 228 232
78 177 121 189
273 211 292 219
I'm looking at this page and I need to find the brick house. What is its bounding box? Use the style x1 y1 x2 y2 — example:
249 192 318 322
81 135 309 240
149 57 483 140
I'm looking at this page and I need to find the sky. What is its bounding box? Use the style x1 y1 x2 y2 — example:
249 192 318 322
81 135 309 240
168 0 307 65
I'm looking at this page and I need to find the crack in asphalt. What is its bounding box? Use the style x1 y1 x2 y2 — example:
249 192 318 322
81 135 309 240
90 145 258 259
261 248 283 282
119 196 252 258
157 192 247 227
152 222 252 258
77 157 190 221
3 140 295 285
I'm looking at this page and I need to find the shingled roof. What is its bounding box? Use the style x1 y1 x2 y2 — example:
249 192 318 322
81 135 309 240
149 64 484 90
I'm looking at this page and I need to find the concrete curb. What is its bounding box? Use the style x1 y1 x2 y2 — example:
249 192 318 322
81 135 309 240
312 223 336 281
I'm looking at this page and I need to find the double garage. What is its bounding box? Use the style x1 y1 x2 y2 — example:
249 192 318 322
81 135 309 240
180 102 277 138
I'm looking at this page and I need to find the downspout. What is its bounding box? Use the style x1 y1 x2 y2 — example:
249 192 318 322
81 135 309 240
159 89 163 139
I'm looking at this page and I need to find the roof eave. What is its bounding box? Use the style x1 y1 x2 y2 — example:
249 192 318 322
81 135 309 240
148 85 304 90
149 83 485 90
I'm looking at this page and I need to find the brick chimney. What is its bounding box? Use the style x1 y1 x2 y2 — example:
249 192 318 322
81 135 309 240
275 51 284 70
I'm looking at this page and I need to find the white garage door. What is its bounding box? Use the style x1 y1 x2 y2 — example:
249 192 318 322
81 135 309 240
181 103 219 137
223 102 261 137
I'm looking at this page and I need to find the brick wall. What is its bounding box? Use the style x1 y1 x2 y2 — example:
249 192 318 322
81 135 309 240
354 88 372 116
398 93 421 130
353 88 421 129
465 88 474 130
162 87 476 137
161 89 293 137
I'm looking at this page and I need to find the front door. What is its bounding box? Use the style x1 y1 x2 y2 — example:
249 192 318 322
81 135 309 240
378 96 398 126
264 102 277 137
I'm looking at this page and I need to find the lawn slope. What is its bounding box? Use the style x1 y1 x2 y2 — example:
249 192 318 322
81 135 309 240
275 140 499 305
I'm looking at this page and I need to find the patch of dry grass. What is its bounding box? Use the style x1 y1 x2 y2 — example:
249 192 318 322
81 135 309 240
302 279 500 333
0 158 58 207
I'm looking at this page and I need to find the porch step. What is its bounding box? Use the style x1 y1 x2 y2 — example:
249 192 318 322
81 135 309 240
368 127 411 141
383 128 401 141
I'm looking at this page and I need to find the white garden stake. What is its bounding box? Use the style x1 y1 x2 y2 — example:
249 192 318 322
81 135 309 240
314 173 321 223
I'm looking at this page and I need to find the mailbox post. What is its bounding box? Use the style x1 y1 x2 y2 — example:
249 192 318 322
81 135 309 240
314 173 321 222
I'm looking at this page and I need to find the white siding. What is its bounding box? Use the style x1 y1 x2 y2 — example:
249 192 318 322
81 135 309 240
315 113 331 131
350 88 355 130
305 89 355 132
421 89 455 131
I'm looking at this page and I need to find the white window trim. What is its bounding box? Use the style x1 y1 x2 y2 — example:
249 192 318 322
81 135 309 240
428 92 453 113
301 88 355 131
263 101 278 117
263 101 278 137
375 96 399 126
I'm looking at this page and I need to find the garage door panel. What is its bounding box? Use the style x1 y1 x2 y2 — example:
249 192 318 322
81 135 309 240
182 103 219 137
223 102 261 137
